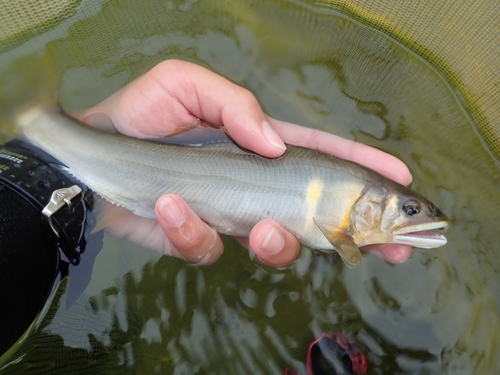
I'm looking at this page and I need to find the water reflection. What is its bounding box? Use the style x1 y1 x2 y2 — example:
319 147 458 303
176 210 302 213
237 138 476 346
0 0 499 374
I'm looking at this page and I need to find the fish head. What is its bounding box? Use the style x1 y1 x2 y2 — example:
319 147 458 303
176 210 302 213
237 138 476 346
350 182 449 248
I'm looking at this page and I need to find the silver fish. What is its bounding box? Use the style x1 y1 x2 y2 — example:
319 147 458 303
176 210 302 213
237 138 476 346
15 106 449 267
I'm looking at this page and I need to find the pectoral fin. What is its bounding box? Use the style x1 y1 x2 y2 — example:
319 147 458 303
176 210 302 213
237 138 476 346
313 219 362 268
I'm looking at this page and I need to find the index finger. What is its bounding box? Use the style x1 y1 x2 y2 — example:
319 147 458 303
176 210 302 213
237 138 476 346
269 118 412 185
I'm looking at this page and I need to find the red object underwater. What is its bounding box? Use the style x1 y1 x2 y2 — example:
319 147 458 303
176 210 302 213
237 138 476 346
284 332 368 375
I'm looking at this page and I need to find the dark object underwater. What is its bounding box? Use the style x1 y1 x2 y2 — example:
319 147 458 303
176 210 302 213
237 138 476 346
0 141 101 356
284 332 367 375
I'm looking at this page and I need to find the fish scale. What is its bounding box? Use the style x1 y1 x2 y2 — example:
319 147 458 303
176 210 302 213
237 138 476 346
15 106 449 267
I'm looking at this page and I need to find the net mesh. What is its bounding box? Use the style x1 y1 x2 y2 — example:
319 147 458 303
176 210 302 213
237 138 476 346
0 0 80 53
0 1 499 373
334 0 500 160
0 0 498 157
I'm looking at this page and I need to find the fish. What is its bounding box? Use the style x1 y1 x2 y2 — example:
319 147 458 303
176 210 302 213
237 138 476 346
15 106 449 267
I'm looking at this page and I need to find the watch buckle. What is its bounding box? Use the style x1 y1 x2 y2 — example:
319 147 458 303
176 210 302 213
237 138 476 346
42 185 83 238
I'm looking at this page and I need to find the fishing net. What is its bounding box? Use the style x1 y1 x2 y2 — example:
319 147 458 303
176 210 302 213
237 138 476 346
336 1 500 157
0 0 498 158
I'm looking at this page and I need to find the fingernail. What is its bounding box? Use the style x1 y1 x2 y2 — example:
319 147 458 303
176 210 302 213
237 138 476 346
159 196 186 227
261 227 285 255
262 121 286 152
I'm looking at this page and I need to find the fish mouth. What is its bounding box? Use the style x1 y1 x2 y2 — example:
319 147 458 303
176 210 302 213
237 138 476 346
393 221 449 248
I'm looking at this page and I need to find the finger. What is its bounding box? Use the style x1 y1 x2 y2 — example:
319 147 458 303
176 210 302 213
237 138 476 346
242 233 413 266
75 60 286 157
155 194 223 264
269 117 412 185
248 220 301 267
72 66 201 138
105 211 178 255
362 244 413 264
149 60 286 157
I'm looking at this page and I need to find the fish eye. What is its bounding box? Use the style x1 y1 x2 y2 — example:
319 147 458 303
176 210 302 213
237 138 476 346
403 200 420 216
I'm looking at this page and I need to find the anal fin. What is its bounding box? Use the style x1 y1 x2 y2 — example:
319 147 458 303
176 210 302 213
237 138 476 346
91 196 130 233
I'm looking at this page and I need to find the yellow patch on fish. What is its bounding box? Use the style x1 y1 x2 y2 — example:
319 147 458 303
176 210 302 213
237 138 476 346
304 178 324 232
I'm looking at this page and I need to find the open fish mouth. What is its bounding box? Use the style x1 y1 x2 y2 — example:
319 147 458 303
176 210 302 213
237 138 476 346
393 221 449 248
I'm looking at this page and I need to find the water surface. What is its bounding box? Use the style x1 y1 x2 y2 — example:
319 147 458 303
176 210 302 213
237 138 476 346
0 1 499 374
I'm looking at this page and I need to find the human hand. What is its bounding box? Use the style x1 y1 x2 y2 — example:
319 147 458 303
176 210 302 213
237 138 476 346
73 59 413 267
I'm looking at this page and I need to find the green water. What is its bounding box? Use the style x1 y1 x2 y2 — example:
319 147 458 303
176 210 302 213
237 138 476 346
0 0 499 374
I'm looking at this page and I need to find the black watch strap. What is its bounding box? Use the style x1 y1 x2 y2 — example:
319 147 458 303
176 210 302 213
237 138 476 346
0 141 90 265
